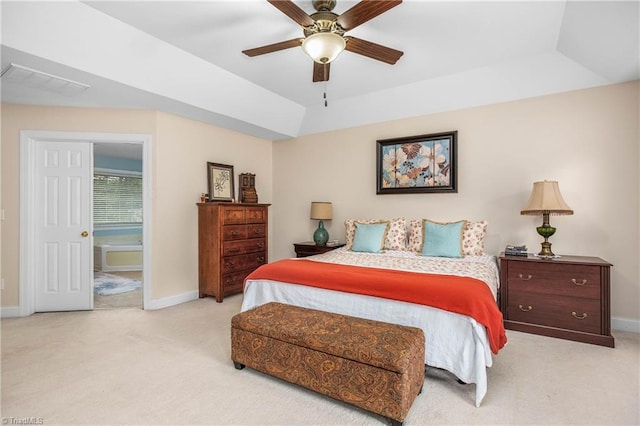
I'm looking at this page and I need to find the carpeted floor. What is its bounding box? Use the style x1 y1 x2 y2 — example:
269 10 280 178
1 294 638 425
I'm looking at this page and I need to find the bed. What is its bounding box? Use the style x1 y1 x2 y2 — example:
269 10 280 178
241 218 507 407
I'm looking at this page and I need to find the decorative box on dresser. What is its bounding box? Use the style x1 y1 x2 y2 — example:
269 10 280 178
499 254 614 347
197 202 270 302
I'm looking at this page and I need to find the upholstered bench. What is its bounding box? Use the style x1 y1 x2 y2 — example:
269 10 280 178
231 302 425 426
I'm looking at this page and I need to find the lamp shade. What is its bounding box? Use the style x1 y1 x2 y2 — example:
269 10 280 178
521 181 573 215
301 32 346 64
310 202 332 220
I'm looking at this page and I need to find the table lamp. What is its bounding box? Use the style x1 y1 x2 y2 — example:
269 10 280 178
310 202 332 246
520 180 573 257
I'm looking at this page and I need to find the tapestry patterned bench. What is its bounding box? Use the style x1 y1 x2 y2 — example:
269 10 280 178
231 302 425 426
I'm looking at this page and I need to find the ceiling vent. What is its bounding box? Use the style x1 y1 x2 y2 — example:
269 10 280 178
1 63 90 96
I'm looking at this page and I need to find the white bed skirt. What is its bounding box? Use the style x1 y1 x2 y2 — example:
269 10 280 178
242 279 494 407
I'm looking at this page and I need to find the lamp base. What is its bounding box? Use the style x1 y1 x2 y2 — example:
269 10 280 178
313 220 329 246
537 241 555 257
536 217 556 257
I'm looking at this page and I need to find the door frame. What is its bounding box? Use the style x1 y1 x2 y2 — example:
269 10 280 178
20 130 152 316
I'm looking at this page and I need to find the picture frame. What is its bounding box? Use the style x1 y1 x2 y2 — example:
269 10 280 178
207 162 235 202
376 131 457 194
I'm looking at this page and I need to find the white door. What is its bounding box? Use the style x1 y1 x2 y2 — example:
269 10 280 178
35 141 93 311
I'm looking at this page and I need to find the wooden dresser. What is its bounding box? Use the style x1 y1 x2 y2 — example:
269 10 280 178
197 202 270 302
499 254 614 347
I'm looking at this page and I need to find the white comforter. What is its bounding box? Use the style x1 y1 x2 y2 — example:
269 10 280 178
241 248 502 407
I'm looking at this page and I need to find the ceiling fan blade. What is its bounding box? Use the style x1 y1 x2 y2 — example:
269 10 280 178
337 0 402 31
345 37 403 65
313 62 330 82
242 38 302 57
267 0 315 27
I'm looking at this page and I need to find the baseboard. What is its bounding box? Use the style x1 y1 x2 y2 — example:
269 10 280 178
611 317 640 333
1 306 23 318
144 290 199 311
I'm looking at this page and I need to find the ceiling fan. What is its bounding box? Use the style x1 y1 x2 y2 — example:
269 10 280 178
242 0 404 83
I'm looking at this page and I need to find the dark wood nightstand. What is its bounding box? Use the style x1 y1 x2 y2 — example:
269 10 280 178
293 241 345 258
499 253 614 347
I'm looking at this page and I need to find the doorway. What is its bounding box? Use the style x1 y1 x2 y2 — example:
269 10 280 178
93 142 144 309
19 131 152 316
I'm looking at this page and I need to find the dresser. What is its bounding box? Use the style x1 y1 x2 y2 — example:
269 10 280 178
293 241 345 258
197 203 269 302
499 254 614 347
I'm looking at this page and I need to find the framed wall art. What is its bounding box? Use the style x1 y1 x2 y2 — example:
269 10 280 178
207 162 235 202
376 131 457 194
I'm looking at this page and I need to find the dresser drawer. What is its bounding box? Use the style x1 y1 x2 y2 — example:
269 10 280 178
221 270 253 295
507 262 601 299
223 239 266 256
222 206 247 224
223 225 248 240
246 224 266 238
507 292 601 334
245 206 266 224
222 252 267 274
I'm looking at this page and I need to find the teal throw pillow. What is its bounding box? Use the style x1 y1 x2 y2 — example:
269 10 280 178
421 220 466 258
351 222 388 253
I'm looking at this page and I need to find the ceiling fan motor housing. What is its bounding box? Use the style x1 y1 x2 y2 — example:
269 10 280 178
313 0 336 12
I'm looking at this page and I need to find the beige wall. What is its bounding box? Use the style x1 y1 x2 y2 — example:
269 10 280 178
272 81 640 322
2 82 638 322
1 105 272 306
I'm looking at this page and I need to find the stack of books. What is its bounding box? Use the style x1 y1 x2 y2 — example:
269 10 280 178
505 245 528 256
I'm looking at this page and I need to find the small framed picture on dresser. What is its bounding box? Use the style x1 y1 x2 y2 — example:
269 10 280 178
207 162 235 202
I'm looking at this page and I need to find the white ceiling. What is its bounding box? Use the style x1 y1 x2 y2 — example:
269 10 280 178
1 0 638 151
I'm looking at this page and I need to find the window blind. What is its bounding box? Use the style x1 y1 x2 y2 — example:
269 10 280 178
93 173 142 224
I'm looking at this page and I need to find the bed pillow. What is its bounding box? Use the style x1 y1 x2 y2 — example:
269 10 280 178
351 222 389 253
409 219 488 256
462 220 488 256
420 220 467 258
345 218 407 250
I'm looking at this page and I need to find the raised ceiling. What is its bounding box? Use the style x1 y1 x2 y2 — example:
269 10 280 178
1 1 638 141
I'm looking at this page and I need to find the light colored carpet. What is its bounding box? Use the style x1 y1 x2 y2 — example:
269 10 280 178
1 294 638 425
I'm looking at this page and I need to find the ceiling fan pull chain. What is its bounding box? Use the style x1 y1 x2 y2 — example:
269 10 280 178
324 82 328 107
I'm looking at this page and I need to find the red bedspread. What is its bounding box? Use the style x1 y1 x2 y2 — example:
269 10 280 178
245 259 507 354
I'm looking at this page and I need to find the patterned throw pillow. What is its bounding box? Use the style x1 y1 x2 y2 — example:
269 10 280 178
462 220 488 256
345 217 407 251
408 219 488 256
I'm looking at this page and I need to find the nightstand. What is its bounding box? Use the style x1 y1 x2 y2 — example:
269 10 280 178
293 241 345 258
499 253 614 347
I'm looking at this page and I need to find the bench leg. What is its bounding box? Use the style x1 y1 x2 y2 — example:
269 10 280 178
389 419 403 426
233 361 245 370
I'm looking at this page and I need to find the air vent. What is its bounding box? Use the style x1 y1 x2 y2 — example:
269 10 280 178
1 63 90 96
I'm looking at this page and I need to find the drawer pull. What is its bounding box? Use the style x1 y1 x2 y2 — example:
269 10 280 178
518 274 532 281
257 242 265 248
253 229 261 234
518 304 533 312
226 247 239 253
571 278 587 286
225 261 235 269
231 231 239 236
572 311 588 320
256 256 265 263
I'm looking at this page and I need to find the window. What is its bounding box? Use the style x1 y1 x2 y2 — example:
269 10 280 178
93 170 142 225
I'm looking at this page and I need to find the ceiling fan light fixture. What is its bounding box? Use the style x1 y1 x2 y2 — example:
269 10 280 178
301 32 346 64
